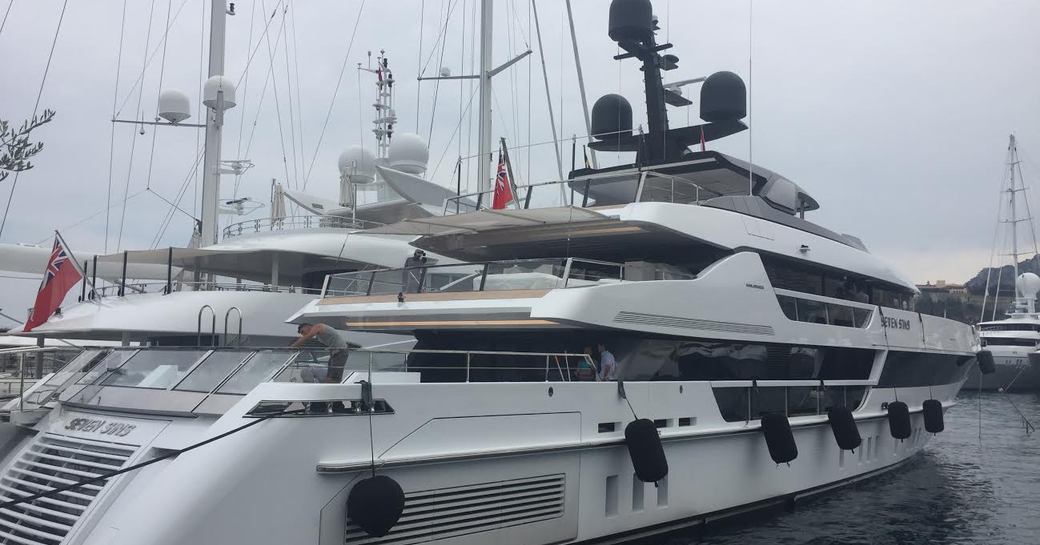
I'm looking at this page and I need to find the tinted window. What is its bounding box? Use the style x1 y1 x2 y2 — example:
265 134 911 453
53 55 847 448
876 351 974 387
77 351 138 384
712 384 868 422
218 350 295 394
981 337 1037 347
777 295 872 328
175 350 253 393
980 324 1040 332
630 340 875 381
101 350 209 389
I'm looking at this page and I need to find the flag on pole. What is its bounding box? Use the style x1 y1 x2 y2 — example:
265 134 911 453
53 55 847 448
492 145 515 210
24 233 84 332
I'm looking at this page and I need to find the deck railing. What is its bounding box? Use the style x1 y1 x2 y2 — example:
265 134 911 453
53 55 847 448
221 215 382 239
442 169 709 215
2 346 881 420
322 257 626 298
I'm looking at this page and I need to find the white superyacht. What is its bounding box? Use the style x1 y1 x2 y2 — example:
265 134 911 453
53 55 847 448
0 2 980 545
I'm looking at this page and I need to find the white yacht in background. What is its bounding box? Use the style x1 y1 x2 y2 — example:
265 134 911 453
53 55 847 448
1 44 448 349
966 134 1040 391
0 3 980 544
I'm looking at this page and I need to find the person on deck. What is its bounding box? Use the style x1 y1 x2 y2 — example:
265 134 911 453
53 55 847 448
291 323 350 384
597 343 618 381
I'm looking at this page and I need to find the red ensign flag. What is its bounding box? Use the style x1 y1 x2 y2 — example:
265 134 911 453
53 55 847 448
24 236 83 332
492 151 514 210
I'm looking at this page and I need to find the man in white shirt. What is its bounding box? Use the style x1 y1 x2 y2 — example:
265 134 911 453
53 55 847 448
597 343 618 381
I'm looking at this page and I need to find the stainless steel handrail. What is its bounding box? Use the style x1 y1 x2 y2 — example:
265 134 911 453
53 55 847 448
221 215 383 239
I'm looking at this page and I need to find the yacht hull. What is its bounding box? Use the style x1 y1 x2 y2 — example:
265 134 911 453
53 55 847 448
962 352 1040 391
0 379 960 545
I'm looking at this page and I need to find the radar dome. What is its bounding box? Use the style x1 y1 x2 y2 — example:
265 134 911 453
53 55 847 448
388 133 429 175
700 71 746 123
1017 272 1040 299
591 94 633 140
203 75 237 110
338 146 376 184
158 88 191 124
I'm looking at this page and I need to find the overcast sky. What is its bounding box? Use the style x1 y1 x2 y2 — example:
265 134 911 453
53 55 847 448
1 0 1039 322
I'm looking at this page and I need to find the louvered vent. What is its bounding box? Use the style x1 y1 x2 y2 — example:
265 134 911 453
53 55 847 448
0 433 136 545
346 473 566 545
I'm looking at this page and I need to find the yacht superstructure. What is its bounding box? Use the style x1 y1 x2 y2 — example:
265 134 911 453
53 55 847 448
0 2 982 544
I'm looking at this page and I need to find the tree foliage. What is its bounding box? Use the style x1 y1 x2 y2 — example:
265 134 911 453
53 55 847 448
0 109 56 183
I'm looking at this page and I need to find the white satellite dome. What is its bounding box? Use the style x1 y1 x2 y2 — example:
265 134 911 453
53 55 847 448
203 75 237 110
1017 272 1040 299
337 146 376 184
388 133 429 175
158 88 191 124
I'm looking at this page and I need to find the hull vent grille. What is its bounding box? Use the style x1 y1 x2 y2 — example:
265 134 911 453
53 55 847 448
0 433 135 545
615 310 775 336
346 473 566 544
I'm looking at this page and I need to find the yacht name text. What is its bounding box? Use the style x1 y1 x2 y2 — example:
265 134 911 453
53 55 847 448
881 316 912 330
64 418 137 437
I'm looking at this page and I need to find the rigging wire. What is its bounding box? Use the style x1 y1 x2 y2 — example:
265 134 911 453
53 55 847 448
260 1 294 190
289 3 307 190
35 189 148 246
0 0 13 38
457 0 466 173
526 0 531 189
300 0 367 190
143 0 175 192
115 0 159 252
193 0 207 217
150 144 205 248
145 187 197 222
464 0 477 192
747 0 754 195
281 2 301 191
111 0 193 117
0 0 70 241
232 0 258 199
425 0 460 146
430 85 481 179
104 0 130 253
417 0 460 78
416 0 426 134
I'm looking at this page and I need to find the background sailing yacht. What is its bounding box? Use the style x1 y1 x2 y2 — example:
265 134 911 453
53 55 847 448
968 134 1040 391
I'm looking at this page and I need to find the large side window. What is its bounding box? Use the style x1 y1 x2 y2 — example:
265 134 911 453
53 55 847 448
763 255 914 309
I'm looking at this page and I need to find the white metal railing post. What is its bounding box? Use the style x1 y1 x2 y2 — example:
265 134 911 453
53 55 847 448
561 258 574 288
320 274 331 298
545 355 550 382
466 352 471 382
18 353 24 412
635 171 648 202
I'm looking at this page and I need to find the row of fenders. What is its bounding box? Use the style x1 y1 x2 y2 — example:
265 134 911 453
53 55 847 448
760 399 946 465
350 401 945 536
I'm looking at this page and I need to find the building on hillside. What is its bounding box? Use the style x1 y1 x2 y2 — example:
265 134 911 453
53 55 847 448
917 280 969 303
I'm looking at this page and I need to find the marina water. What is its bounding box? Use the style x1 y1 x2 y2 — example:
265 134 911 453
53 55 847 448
665 392 1040 545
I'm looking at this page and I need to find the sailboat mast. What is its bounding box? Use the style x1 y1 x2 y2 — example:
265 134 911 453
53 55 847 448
200 0 228 246
476 0 493 194
1010 133 1020 284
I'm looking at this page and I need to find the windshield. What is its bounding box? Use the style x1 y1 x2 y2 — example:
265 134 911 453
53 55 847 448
101 350 209 389
217 350 296 394
174 350 254 393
